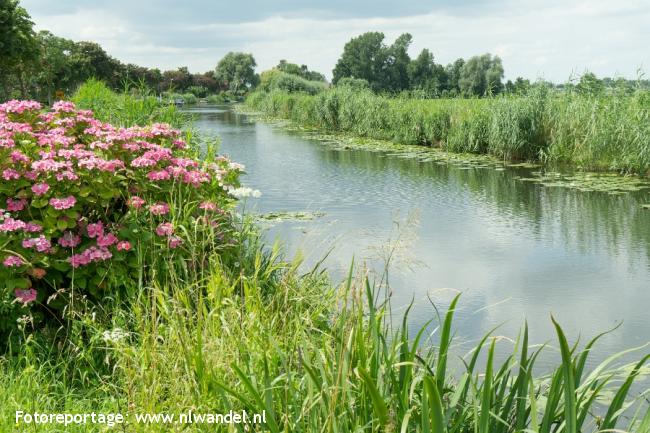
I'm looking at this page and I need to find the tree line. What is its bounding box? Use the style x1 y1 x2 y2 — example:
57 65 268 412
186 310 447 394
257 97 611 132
0 0 259 101
3 0 649 103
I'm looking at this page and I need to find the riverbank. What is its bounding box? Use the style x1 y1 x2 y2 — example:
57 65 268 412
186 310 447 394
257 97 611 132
245 87 650 176
1 83 649 432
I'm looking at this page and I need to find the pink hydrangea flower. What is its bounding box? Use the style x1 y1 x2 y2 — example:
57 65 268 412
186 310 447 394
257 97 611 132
6 198 27 212
96 233 118 247
3 255 24 267
116 241 131 251
148 202 170 216
31 183 50 196
23 222 41 233
0 218 26 232
128 196 145 209
155 222 174 236
69 246 112 268
87 222 104 238
147 170 171 181
23 235 52 253
2 168 21 180
15 288 38 305
49 196 76 210
58 231 81 248
168 236 183 249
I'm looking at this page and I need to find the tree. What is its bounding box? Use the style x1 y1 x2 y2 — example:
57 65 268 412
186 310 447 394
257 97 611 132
444 58 465 96
276 60 325 82
332 32 385 88
332 32 413 92
408 49 448 96
576 72 604 96
0 0 38 98
458 54 504 96
505 77 531 95
215 52 258 94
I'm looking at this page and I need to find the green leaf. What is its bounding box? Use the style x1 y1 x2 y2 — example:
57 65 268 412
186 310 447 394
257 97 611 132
423 375 446 433
57 218 68 231
357 367 389 428
551 316 577 433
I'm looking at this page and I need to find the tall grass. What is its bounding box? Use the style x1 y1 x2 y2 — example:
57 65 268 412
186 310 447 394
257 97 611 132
3 248 649 432
72 79 189 127
245 87 650 174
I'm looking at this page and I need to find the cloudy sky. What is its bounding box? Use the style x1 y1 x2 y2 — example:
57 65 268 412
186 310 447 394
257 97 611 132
21 0 650 82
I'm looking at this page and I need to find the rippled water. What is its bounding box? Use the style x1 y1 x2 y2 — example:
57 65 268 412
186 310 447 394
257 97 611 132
189 105 650 367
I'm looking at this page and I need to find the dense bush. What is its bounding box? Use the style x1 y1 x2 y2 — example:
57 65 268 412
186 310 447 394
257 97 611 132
259 70 327 95
0 99 243 337
336 77 370 91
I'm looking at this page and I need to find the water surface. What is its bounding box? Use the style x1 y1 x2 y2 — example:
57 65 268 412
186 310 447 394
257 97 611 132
189 105 650 368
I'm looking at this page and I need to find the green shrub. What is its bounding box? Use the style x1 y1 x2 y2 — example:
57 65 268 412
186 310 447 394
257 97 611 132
0 97 242 341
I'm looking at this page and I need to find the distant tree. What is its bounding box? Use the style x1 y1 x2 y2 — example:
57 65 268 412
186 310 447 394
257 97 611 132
576 72 604 96
276 60 326 82
332 32 413 92
32 31 77 101
65 41 124 88
459 54 504 96
332 32 385 88
408 49 447 96
193 72 220 93
215 52 258 94
161 67 194 92
505 76 531 95
444 58 465 96
0 0 38 98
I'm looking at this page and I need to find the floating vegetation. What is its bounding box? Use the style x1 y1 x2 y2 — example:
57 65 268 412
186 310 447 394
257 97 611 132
516 171 650 194
256 211 325 222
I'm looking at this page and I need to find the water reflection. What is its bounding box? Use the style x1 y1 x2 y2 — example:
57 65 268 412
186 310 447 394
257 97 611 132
188 105 650 368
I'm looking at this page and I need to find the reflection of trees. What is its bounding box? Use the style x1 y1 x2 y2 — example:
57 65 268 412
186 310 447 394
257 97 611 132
317 147 650 264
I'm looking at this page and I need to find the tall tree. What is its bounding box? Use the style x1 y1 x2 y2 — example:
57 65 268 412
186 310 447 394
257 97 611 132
333 32 413 92
0 0 38 98
215 52 258 94
458 54 504 96
408 49 448 96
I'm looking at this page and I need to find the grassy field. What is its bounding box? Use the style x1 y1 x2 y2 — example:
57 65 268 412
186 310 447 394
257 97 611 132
245 87 650 175
1 84 649 432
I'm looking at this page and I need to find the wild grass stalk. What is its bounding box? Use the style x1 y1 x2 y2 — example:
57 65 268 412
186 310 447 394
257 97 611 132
245 86 650 174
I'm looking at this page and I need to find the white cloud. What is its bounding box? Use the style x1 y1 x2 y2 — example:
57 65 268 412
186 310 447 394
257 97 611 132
23 0 650 81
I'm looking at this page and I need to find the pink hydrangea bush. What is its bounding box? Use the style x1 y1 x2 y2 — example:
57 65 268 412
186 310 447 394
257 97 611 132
0 100 242 333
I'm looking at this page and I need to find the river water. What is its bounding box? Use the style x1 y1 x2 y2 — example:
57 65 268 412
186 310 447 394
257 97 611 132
189 104 650 367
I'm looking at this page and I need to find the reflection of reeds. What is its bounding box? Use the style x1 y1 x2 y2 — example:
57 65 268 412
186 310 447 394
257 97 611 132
246 86 650 174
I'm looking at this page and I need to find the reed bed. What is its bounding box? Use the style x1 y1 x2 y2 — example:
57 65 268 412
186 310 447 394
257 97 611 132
245 87 650 175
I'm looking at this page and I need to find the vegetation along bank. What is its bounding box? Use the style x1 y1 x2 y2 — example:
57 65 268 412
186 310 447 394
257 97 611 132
245 86 650 176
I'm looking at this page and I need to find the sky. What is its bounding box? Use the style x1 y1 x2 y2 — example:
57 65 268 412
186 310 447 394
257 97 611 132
21 0 650 82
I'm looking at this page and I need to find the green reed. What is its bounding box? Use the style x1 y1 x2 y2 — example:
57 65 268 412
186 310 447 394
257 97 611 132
245 86 650 175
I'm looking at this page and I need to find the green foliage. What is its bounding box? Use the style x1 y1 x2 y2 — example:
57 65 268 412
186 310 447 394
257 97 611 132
0 0 38 99
259 70 327 95
246 86 650 173
459 53 505 96
337 77 370 90
333 32 413 92
0 87 242 342
276 59 326 82
214 52 259 95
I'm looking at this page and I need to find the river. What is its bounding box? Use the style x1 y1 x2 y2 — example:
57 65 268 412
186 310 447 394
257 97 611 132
189 104 650 368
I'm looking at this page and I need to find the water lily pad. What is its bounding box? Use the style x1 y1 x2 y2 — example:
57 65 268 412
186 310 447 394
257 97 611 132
256 211 325 222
